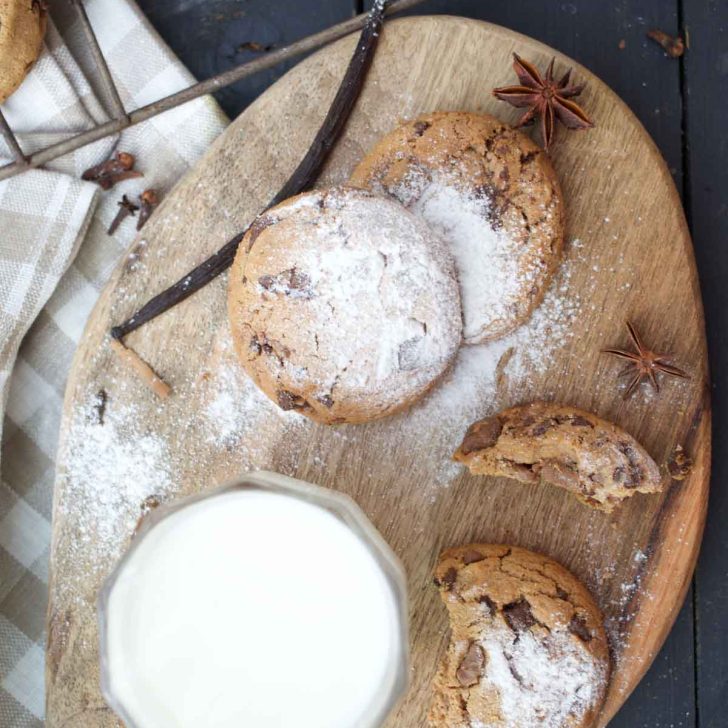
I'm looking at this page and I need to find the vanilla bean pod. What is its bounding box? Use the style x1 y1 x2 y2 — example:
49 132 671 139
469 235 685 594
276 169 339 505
110 0 386 342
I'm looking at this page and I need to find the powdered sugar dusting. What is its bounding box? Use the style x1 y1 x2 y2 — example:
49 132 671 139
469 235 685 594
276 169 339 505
389 251 580 488
201 336 304 447
55 330 307 604
55 239 581 600
476 619 607 727
59 398 174 575
55 228 582 604
410 179 540 342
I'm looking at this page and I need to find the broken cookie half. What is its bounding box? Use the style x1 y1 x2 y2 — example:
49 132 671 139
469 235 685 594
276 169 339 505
430 544 610 728
454 401 662 512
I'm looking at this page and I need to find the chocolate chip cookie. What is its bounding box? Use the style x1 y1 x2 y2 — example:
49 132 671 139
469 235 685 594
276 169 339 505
350 112 564 344
227 187 463 424
454 402 662 511
430 544 610 728
0 0 47 103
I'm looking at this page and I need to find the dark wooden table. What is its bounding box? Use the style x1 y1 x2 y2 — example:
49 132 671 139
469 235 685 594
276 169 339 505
135 1 727 725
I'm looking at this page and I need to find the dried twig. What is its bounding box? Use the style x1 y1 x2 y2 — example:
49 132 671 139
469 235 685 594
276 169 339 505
109 339 171 398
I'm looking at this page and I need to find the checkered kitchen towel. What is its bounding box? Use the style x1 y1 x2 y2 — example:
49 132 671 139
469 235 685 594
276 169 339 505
0 1 228 724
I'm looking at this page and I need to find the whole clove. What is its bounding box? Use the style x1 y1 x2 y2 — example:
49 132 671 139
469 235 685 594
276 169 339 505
647 29 685 58
107 195 139 235
136 189 160 231
82 151 143 190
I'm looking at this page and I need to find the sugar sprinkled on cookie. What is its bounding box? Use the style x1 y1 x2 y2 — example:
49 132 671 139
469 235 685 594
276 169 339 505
227 187 463 424
430 544 610 728
350 111 564 344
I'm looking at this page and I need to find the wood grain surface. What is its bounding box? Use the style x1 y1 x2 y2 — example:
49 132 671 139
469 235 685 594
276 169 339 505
47 15 710 727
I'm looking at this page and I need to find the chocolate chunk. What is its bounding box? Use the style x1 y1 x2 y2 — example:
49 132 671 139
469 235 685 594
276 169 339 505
258 267 312 297
317 394 335 409
568 614 593 642
520 150 538 165
288 268 311 291
277 390 296 410
617 441 644 488
540 460 580 490
478 594 497 615
258 274 275 290
532 418 557 436
457 694 468 716
413 120 431 136
436 566 458 591
555 586 569 600
570 415 593 427
249 335 262 355
276 390 309 411
503 599 536 632
462 549 485 565
459 417 503 455
456 642 486 687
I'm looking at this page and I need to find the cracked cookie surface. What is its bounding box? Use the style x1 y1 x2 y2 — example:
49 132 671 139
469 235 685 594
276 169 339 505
454 402 662 511
430 544 610 728
227 187 462 424
350 112 564 344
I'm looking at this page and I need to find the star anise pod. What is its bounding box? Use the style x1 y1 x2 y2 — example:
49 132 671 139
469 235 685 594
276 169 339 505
602 321 689 399
492 53 594 151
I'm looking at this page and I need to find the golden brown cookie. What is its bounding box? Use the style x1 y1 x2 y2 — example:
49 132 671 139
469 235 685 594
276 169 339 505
454 402 662 511
227 187 462 425
0 0 47 103
350 111 564 344
430 544 610 728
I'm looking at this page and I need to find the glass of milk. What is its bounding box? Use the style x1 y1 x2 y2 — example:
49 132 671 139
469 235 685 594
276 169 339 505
98 471 409 728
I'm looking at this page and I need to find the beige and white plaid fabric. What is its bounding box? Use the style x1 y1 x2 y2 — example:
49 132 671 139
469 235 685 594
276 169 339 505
0 1 228 724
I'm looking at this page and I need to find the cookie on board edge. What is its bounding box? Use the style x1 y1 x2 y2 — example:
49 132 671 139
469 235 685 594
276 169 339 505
350 111 564 344
430 543 610 728
227 187 463 425
0 0 47 103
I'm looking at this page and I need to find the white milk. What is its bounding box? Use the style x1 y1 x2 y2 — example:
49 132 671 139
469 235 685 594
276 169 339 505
103 488 403 727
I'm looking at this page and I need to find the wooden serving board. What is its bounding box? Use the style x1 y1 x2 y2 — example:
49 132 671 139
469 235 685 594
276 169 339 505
48 15 710 727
